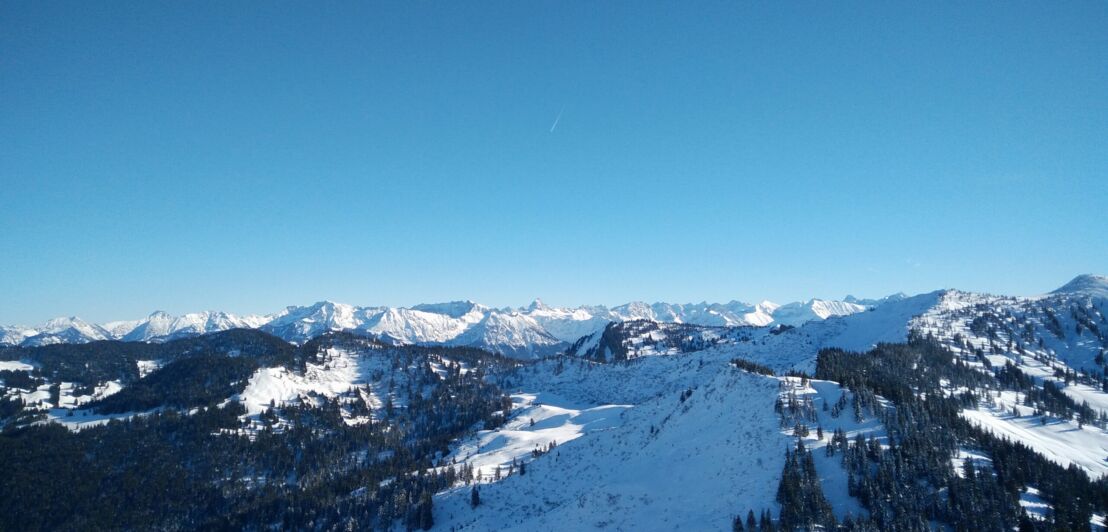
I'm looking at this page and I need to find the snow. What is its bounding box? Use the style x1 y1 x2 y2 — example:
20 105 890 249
445 311 566 358
123 310 266 341
435 348 881 530
230 346 415 428
136 360 162 378
0 360 34 372
363 306 482 344
235 347 380 418
0 325 38 346
961 402 1108 477
429 358 471 379
1020 487 1051 521
524 304 611 343
445 393 630 480
1051 274 1108 299
905 286 1108 479
771 299 867 327
2 290 915 353
44 407 154 431
768 376 888 520
685 290 946 374
436 362 791 531
18 317 111 346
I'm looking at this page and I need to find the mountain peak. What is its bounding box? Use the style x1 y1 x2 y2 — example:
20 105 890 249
1052 274 1108 298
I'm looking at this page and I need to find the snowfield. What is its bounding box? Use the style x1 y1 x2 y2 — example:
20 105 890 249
436 364 792 531
233 347 387 424
0 360 34 372
961 402 1108 477
443 392 630 481
435 347 887 530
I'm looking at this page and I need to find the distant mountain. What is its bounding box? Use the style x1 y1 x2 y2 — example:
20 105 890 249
448 311 567 358
0 291 938 357
0 324 38 346
769 299 867 327
19 317 112 347
123 311 269 342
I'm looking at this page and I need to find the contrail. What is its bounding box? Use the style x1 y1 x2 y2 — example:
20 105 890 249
549 105 564 133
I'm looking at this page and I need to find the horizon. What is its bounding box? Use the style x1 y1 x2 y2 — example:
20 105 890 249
2 2 1106 325
7 272 1103 327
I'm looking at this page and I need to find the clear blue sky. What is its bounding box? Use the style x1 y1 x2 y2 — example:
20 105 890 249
2 2 1106 324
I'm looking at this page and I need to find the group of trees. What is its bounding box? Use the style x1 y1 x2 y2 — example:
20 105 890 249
0 332 516 531
775 439 835 530
808 338 1108 530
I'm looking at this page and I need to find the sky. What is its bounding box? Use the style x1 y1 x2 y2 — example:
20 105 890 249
1 2 1106 325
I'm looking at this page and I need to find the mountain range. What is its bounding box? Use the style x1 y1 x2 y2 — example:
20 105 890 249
0 294 882 356
3 274 1108 530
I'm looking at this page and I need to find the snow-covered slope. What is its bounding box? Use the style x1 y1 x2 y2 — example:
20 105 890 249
770 299 867 327
435 344 884 530
521 300 613 343
1051 274 1108 299
566 291 945 373
904 282 1108 478
0 325 38 346
449 312 567 358
362 306 483 344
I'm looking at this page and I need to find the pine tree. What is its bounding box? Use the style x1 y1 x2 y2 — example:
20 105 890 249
418 491 433 530
470 486 480 508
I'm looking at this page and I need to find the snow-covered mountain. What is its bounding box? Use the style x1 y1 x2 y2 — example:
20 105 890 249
608 300 776 327
364 304 486 344
0 324 38 346
448 311 567 358
18 317 112 347
765 298 867 327
0 294 886 356
5 274 1108 529
260 301 367 343
123 311 269 342
1051 273 1108 299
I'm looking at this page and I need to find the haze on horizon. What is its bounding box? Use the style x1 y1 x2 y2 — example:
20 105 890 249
1 2 1105 325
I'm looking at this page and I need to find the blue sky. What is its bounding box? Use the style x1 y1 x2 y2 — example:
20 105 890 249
1 2 1106 324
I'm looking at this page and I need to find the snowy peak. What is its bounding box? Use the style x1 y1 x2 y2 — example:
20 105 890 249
122 310 266 342
526 298 546 312
362 306 475 344
20 316 111 346
260 301 367 343
5 275 1094 354
1051 274 1108 299
450 311 566 358
0 325 40 346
